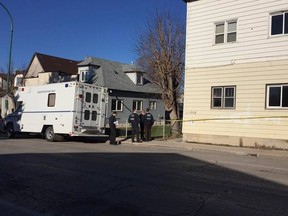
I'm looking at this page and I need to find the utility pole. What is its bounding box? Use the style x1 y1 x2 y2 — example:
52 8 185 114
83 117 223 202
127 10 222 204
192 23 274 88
0 2 13 116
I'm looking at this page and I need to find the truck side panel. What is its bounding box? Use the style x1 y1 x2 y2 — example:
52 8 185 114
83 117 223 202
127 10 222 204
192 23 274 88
18 82 77 134
11 82 108 137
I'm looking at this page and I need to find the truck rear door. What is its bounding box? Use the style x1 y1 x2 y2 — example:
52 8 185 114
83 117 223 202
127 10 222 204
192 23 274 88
81 85 106 130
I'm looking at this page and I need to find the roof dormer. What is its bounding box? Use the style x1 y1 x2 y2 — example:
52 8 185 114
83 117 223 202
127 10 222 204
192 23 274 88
123 64 145 85
78 66 91 83
77 57 100 83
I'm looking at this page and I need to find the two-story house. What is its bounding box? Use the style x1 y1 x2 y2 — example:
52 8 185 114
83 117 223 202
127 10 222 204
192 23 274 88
24 53 165 124
183 0 288 149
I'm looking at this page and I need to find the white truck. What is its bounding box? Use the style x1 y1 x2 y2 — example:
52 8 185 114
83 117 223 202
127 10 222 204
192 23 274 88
4 81 108 141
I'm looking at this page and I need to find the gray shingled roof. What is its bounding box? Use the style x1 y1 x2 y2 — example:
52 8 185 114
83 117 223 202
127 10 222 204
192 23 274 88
78 57 160 94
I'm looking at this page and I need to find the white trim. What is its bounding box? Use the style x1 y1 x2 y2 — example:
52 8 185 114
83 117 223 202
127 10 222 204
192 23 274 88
266 84 288 109
149 101 157 110
111 99 123 111
133 100 143 111
269 11 288 37
211 86 236 109
214 19 238 45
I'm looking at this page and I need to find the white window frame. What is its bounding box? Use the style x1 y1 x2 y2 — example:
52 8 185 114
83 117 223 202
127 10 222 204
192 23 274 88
211 86 236 109
266 84 288 109
133 100 143 111
149 101 157 110
136 73 143 85
111 99 123 111
270 11 288 36
215 20 237 44
80 70 90 82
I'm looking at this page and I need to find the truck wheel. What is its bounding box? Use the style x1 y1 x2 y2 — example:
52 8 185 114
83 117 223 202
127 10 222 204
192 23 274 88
6 123 15 138
45 126 55 142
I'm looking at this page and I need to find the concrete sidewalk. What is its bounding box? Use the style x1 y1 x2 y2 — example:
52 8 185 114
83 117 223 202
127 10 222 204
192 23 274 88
120 138 288 158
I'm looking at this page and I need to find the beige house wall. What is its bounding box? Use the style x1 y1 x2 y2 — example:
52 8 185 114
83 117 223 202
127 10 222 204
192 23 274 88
183 60 288 149
25 73 78 86
183 0 288 149
26 56 43 78
185 0 288 68
25 78 39 86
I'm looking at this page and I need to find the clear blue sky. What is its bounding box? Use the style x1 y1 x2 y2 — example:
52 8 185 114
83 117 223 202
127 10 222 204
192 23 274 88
0 0 186 71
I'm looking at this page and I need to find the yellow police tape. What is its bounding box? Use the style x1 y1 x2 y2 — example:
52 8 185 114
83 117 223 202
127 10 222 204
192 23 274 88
167 116 288 122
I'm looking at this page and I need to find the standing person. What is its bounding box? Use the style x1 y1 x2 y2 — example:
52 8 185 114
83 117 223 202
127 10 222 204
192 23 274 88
109 111 118 145
128 109 141 143
143 108 154 142
139 110 145 141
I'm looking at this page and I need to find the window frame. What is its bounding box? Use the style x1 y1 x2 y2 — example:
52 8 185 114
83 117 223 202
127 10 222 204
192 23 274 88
214 20 237 44
149 101 157 110
136 73 143 85
111 99 123 111
47 93 56 107
80 70 90 82
270 11 288 36
211 86 236 109
133 100 143 111
266 84 288 109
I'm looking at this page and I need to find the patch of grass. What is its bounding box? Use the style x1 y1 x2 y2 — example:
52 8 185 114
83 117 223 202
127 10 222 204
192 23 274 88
114 125 172 138
151 125 171 138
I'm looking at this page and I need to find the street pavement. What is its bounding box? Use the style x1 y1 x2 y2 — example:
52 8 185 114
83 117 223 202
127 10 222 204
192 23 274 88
0 136 288 216
1 131 288 158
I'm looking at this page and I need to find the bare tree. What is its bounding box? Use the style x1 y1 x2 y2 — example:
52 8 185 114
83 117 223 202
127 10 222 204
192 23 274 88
135 11 185 136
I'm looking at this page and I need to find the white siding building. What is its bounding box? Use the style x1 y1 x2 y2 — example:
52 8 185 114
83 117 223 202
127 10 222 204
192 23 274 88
183 0 288 149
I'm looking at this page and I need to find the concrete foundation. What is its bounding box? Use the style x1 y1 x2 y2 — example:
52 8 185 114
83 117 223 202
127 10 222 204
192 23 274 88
183 133 288 150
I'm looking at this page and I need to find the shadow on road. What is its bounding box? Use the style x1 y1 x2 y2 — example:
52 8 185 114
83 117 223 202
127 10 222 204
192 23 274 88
0 152 287 216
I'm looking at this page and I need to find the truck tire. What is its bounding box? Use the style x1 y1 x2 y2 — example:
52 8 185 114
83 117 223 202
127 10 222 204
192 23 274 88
44 126 64 142
6 123 15 138
45 126 55 142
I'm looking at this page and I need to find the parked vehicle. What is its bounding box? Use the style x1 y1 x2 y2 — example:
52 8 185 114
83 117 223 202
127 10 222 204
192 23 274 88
4 81 108 141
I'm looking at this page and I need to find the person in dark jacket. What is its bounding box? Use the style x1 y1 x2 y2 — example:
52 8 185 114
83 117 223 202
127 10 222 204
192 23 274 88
128 109 141 143
143 108 154 141
109 111 118 145
139 109 145 141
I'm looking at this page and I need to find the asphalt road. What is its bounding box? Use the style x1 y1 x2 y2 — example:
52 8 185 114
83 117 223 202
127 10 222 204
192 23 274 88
0 137 287 216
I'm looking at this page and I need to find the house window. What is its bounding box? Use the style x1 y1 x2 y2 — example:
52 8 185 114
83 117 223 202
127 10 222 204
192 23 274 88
149 101 157 110
111 99 123 111
136 73 143 85
266 84 288 108
47 93 56 107
133 100 143 111
211 86 236 109
270 11 288 36
215 20 237 44
80 70 90 82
